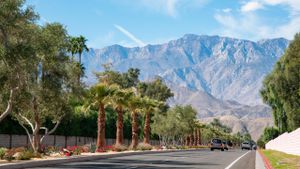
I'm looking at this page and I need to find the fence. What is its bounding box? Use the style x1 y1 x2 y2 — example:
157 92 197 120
265 128 300 156
0 134 160 148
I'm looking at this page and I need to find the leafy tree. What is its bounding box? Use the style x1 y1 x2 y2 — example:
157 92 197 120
261 33 300 132
137 77 173 102
12 23 75 153
0 0 38 122
152 105 197 146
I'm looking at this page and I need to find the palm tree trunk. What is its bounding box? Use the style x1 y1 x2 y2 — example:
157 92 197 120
130 111 138 149
77 53 82 84
143 111 151 144
97 103 106 152
189 134 193 146
185 135 190 146
194 130 198 146
116 106 123 145
198 129 201 145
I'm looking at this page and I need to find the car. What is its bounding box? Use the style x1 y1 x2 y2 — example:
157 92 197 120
210 138 224 151
241 141 252 150
222 141 229 150
252 144 257 150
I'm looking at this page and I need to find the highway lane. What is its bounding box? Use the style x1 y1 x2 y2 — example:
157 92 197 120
28 149 256 169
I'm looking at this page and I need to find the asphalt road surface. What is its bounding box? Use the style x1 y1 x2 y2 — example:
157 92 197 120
28 149 256 169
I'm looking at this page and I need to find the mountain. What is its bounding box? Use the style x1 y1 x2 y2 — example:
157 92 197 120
82 34 289 140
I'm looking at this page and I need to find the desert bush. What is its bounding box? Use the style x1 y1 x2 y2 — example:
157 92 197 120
0 148 7 159
16 150 34 160
112 144 127 152
89 143 96 153
137 143 152 151
4 149 15 161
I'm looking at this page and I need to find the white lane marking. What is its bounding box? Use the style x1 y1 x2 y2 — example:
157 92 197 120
224 151 251 169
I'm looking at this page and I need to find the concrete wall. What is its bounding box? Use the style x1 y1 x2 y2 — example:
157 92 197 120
265 128 300 156
0 134 160 148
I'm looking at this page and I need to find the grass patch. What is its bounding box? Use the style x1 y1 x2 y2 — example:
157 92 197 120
262 150 300 169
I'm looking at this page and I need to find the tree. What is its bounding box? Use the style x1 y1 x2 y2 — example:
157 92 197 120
0 0 38 122
261 33 300 132
152 105 197 146
109 87 134 146
67 35 89 83
85 83 116 152
127 95 143 149
13 23 74 153
137 77 173 102
141 97 161 144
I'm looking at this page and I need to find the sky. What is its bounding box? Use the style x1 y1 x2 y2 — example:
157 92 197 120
26 0 300 48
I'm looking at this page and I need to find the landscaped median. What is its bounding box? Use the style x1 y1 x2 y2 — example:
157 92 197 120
260 149 300 169
0 145 208 169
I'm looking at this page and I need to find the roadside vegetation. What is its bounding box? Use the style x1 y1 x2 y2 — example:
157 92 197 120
258 33 300 148
262 150 300 169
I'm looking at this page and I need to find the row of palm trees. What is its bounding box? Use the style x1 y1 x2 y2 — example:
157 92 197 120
85 83 162 151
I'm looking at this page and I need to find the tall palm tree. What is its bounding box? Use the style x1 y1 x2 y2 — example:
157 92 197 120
68 36 79 61
77 35 89 65
68 35 89 83
127 94 143 149
141 97 161 145
86 83 116 152
109 87 134 146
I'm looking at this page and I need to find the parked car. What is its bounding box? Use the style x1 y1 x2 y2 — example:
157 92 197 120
241 141 252 150
222 141 229 150
210 138 224 151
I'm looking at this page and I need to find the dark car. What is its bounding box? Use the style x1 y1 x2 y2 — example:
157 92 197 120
210 138 224 151
223 141 229 150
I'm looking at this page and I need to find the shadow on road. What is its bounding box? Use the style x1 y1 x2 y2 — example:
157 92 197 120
44 158 218 169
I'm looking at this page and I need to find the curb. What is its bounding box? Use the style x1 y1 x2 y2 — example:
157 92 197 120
258 150 273 169
0 148 207 169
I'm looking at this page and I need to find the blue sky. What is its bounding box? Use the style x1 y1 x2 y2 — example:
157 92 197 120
26 0 300 48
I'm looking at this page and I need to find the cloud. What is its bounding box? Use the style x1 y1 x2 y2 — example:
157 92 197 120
214 0 300 40
114 24 146 47
222 8 232 13
241 1 264 12
137 0 209 17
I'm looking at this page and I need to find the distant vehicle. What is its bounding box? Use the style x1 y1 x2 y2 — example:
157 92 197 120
252 144 257 150
241 141 252 150
222 141 229 150
210 138 224 151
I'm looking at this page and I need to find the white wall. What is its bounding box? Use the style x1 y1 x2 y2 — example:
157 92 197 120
265 128 300 156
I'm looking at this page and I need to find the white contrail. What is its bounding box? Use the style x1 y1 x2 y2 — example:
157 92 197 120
114 24 146 46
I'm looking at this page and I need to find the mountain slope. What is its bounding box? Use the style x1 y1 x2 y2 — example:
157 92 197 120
83 34 289 105
82 34 288 140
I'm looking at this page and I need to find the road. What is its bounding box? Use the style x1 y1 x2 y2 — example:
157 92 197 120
28 149 256 169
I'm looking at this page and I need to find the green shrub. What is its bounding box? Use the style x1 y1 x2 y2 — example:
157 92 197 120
16 150 34 160
0 148 6 159
137 143 152 151
89 143 96 153
112 144 127 152
4 149 15 161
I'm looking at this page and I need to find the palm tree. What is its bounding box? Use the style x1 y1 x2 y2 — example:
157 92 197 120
141 97 161 145
109 87 134 146
68 35 89 83
86 83 116 151
127 94 143 149
77 35 89 65
68 36 79 61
